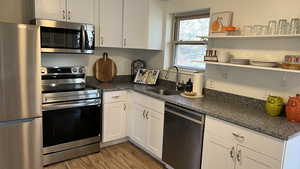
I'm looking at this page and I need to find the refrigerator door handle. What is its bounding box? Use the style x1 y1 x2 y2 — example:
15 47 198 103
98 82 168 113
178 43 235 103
0 117 39 127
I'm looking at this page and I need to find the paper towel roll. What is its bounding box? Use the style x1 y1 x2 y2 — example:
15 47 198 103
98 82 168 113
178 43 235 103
193 73 204 97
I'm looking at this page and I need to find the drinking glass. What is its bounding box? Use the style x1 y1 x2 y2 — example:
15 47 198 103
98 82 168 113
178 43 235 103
262 25 269 35
253 25 264 35
277 19 289 35
289 18 300 34
267 20 277 35
243 25 254 36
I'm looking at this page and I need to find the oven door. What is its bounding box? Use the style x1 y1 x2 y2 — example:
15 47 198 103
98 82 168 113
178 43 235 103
42 100 101 153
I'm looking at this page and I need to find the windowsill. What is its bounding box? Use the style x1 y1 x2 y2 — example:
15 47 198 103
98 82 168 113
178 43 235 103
161 67 205 75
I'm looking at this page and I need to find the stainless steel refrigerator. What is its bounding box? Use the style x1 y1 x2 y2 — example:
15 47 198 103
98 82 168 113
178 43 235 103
0 22 42 169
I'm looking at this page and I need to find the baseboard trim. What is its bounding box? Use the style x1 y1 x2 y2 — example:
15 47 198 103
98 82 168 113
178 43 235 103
100 137 129 148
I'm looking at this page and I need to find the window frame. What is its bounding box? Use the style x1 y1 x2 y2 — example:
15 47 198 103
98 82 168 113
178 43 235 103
172 12 210 70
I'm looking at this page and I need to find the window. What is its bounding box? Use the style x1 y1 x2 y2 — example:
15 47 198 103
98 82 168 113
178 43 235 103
173 12 210 70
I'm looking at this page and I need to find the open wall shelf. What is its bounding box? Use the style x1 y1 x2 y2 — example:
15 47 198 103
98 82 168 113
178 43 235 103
199 34 300 39
192 61 300 73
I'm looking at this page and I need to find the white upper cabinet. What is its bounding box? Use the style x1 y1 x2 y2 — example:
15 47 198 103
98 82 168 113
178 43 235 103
35 0 66 21
147 0 164 50
35 0 95 24
123 0 148 49
66 0 95 24
123 0 163 50
99 0 124 48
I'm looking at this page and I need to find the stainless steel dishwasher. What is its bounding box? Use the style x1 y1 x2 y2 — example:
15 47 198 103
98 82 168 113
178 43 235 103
162 103 205 169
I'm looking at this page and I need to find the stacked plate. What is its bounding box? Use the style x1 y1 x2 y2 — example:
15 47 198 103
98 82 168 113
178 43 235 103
230 59 250 65
250 61 278 67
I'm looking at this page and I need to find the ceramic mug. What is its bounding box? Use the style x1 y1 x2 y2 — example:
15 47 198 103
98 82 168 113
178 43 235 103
218 51 232 63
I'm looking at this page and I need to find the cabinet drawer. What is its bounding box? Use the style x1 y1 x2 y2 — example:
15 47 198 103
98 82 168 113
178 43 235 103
132 92 164 113
103 91 127 104
205 116 284 161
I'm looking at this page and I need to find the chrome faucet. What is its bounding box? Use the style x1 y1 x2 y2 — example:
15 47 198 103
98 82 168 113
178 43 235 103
173 66 180 91
164 66 181 91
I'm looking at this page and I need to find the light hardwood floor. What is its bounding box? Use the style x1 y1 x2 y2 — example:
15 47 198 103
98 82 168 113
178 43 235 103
44 142 165 169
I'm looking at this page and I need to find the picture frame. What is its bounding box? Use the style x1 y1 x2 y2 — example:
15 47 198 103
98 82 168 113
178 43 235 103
134 69 160 85
210 11 234 33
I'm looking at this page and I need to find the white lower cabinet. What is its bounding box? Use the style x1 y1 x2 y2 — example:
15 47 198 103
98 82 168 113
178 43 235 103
102 101 127 142
102 91 128 143
132 104 147 146
146 109 164 158
131 103 164 158
235 146 281 169
102 90 164 158
129 91 165 158
202 134 235 169
202 116 284 169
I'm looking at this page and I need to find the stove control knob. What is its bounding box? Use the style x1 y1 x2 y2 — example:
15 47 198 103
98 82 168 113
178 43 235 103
41 67 47 74
72 67 78 73
79 67 85 74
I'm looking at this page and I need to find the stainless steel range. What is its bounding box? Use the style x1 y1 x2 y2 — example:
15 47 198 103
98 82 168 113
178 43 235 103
41 66 101 166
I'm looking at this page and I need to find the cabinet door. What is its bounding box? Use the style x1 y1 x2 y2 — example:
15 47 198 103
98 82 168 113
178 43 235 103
201 132 235 169
99 0 123 48
103 102 126 142
35 0 66 21
123 0 148 49
67 0 95 23
146 110 164 158
236 146 281 169
131 104 147 146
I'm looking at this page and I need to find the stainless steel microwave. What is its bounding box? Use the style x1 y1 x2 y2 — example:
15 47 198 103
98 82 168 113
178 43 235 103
34 20 95 54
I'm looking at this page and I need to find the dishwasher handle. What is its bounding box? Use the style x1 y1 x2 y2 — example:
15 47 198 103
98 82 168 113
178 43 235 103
165 108 204 125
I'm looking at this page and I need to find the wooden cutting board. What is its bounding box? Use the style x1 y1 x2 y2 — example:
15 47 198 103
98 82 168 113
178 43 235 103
94 52 117 82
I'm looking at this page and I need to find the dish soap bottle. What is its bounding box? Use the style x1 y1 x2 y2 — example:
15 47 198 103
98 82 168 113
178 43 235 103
185 78 193 92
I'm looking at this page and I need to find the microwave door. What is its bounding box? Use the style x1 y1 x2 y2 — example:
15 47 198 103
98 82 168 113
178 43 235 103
66 29 81 50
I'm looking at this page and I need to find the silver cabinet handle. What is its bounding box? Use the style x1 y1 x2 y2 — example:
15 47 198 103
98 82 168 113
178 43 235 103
123 38 127 47
68 10 71 20
146 111 149 120
123 104 126 111
237 149 242 162
100 36 104 46
112 96 120 99
232 132 245 141
230 146 235 159
62 10 66 19
142 110 146 119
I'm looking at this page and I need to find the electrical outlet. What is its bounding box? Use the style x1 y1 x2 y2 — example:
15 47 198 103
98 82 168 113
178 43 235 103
206 79 215 89
263 90 271 99
280 79 287 88
221 72 228 79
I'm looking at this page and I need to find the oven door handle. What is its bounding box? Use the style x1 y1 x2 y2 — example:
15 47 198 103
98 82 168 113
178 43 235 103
43 99 101 111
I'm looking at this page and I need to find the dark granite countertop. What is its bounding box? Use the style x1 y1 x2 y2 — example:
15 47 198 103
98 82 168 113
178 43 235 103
87 77 300 141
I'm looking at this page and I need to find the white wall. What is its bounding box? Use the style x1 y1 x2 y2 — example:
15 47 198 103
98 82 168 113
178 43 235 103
42 47 162 76
162 0 300 101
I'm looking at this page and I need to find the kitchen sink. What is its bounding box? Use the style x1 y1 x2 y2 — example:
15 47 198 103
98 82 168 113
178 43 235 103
147 88 179 96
